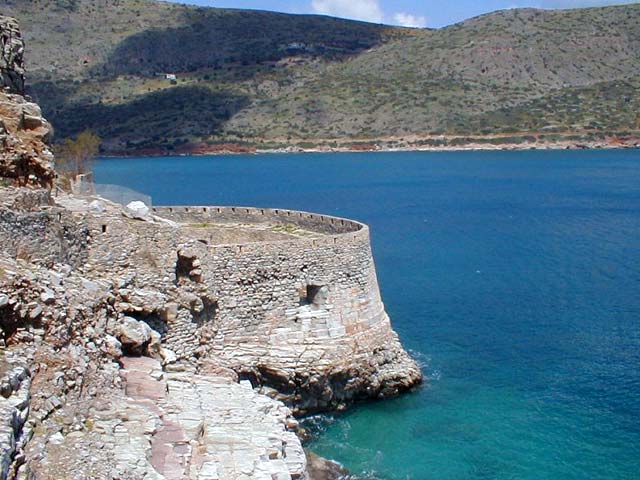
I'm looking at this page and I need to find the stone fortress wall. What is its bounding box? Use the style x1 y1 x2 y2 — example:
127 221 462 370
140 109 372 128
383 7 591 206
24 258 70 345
144 205 418 412
152 205 365 235
60 198 421 415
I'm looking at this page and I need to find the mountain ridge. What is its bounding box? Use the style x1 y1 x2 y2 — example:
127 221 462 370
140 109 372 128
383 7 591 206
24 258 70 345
3 0 640 152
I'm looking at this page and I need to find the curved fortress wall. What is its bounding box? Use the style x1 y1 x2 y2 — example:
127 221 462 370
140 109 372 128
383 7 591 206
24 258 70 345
155 205 363 234
77 205 421 413
151 207 421 412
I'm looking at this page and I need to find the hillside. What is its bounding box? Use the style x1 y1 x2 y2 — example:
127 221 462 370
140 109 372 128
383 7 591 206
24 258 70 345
4 0 640 152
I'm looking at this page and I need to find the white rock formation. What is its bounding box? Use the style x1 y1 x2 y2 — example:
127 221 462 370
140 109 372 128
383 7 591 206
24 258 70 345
123 200 151 220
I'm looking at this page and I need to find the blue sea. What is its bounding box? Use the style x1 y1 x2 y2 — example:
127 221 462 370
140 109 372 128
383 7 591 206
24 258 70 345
94 150 640 480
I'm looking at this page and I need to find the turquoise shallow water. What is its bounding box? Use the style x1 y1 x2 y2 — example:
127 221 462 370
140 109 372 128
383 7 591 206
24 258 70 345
94 150 640 480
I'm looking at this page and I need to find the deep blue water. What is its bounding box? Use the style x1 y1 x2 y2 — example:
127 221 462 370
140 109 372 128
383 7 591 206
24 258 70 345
94 150 640 480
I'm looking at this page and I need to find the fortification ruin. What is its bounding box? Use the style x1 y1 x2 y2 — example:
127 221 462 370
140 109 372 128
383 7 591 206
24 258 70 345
77 201 422 414
0 15 421 479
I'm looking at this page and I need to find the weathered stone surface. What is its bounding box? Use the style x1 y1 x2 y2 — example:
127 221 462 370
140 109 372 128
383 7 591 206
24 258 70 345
0 188 89 268
0 16 24 95
142 207 422 414
113 357 307 479
116 316 152 354
0 18 54 189
0 190 422 478
0 26 421 471
101 334 123 358
0 355 31 480
123 200 151 220
0 92 55 188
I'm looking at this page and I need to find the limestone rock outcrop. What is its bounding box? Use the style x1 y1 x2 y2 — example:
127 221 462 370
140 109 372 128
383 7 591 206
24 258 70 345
0 16 55 188
0 17 24 96
0 359 30 480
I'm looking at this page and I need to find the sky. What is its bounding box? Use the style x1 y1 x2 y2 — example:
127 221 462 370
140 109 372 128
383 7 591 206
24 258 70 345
168 0 638 28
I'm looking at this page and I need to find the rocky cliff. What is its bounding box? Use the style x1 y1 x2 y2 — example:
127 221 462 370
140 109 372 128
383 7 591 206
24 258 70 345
0 17 24 97
0 17 54 189
0 17 421 480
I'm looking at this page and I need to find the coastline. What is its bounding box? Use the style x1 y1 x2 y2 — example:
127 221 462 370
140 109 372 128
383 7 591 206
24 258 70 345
99 134 640 158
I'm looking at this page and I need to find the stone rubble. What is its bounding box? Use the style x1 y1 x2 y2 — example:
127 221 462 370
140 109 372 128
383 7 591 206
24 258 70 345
0 355 30 480
123 200 151 220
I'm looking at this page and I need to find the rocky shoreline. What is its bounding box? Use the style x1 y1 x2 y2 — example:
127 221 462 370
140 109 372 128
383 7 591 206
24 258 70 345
98 133 640 157
0 15 421 479
0 182 422 480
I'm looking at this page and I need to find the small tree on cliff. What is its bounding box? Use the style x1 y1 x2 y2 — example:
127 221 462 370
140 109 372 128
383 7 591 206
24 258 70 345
56 129 101 181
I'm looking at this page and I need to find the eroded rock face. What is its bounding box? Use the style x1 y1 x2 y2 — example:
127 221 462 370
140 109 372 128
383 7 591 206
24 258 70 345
0 91 55 188
0 357 30 480
0 16 55 189
0 16 24 96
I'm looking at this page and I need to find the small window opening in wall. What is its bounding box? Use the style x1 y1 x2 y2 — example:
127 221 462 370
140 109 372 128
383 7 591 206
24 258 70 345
101 225 108 233
192 298 219 327
302 284 328 309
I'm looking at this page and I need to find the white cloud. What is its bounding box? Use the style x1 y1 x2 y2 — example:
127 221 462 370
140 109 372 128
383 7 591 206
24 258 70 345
311 0 384 23
393 12 427 28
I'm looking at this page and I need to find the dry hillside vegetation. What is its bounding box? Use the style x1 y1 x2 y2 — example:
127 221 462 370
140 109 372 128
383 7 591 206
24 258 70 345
4 0 640 152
